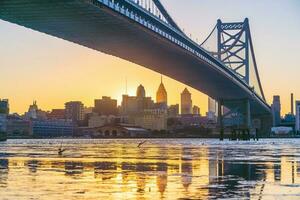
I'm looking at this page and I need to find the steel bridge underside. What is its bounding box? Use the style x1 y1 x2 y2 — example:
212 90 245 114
0 0 270 116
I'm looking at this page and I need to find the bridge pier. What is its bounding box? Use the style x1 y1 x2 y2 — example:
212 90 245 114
218 100 224 141
218 99 252 141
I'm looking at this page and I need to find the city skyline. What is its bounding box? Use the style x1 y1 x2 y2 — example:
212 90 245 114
0 0 299 115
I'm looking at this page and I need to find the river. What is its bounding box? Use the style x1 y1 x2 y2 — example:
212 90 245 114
0 139 299 199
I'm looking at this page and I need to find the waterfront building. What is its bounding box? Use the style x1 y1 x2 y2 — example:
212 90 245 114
271 96 281 126
168 104 179 117
181 88 192 115
6 115 32 137
77 124 150 138
193 105 200 115
296 101 300 133
93 96 118 115
88 113 117 128
156 77 168 105
47 109 65 120
65 101 84 122
32 120 74 138
0 114 7 133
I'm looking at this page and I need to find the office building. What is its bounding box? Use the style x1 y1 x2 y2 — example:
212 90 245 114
296 101 300 132
0 99 9 133
47 109 65 120
193 106 200 115
168 104 179 117
88 113 117 128
181 88 192 115
32 120 74 138
135 108 168 131
65 101 84 122
0 99 9 114
121 85 154 115
136 84 146 99
94 96 118 116
156 77 168 105
208 97 217 113
271 96 281 126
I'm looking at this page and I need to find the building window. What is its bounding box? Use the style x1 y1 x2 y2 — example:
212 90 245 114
112 130 117 137
105 130 110 137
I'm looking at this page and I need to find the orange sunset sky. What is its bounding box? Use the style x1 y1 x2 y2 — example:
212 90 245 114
0 0 300 116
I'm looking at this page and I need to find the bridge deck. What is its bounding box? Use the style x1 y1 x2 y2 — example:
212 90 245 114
0 0 270 115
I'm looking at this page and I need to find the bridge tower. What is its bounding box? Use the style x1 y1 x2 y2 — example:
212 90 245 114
217 18 250 84
213 18 266 140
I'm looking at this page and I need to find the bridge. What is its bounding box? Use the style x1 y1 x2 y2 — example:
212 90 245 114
0 0 272 134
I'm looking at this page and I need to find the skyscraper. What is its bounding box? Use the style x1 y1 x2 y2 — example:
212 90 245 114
65 101 84 122
271 95 281 126
156 76 167 105
121 85 154 115
136 84 146 99
181 88 192 115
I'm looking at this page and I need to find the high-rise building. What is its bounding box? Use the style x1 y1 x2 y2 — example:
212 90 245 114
94 96 118 116
193 105 200 115
0 99 9 114
121 85 154 116
136 84 146 99
168 104 179 117
296 101 300 132
208 97 217 114
291 93 294 115
181 88 192 115
65 101 84 122
271 95 281 127
156 77 168 105
0 99 9 133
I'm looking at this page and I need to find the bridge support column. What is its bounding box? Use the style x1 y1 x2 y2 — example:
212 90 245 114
218 100 224 141
245 99 251 130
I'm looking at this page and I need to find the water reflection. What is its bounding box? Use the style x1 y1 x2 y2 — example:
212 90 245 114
0 139 299 199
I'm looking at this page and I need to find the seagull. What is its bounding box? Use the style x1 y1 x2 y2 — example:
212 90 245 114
137 140 147 148
58 147 66 155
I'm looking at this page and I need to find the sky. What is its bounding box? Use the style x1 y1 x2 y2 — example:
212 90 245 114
0 0 300 115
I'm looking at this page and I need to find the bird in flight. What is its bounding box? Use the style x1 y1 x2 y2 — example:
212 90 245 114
137 140 147 148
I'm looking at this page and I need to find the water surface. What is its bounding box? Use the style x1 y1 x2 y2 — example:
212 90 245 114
0 139 300 199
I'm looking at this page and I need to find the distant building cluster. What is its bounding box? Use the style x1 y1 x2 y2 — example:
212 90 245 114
0 78 219 138
270 93 300 135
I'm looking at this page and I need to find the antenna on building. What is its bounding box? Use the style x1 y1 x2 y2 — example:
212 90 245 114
125 77 128 95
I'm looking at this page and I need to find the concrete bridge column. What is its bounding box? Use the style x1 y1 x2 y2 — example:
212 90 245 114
218 100 224 141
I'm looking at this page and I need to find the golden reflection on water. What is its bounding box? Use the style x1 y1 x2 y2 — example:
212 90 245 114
0 139 300 200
